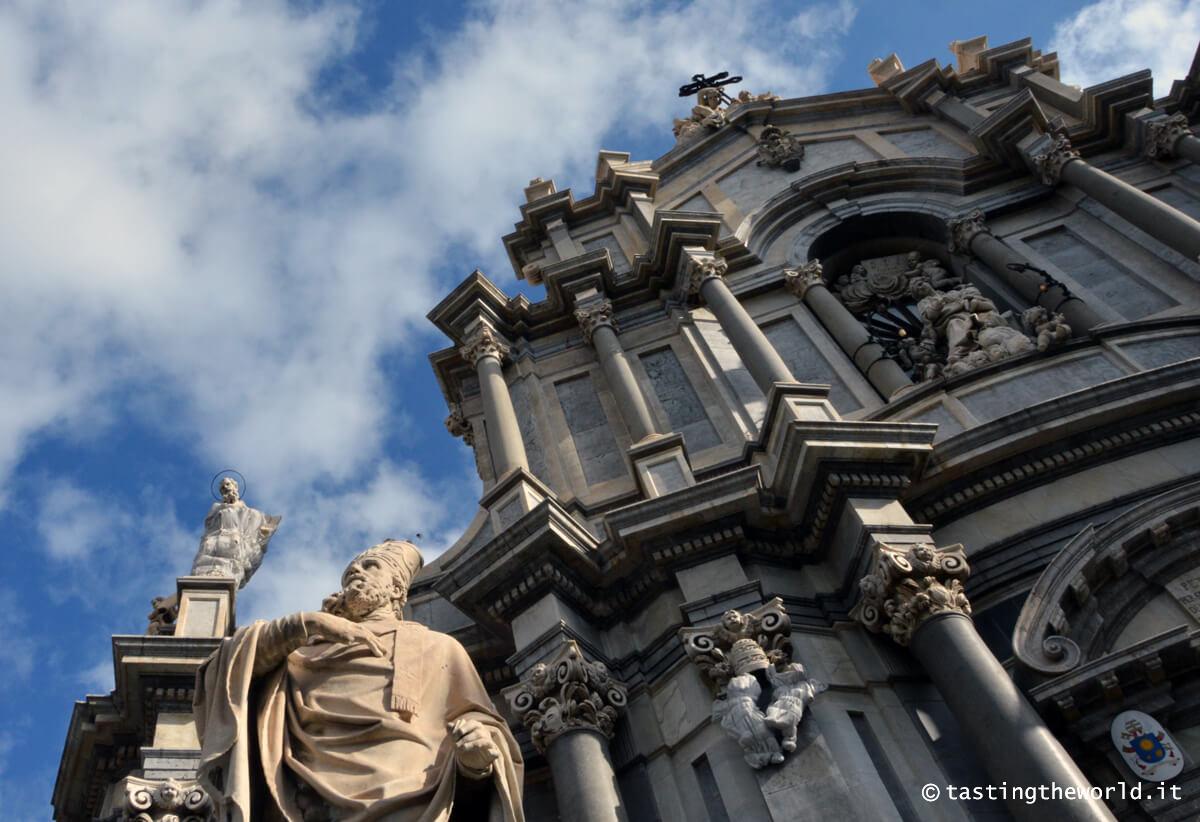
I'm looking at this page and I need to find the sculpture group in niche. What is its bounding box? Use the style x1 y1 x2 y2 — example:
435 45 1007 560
830 251 1070 381
679 599 826 768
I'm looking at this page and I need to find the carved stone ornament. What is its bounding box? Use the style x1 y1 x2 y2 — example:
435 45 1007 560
190 476 281 589
679 598 827 769
444 404 474 447
504 641 628 753
1032 132 1080 187
945 209 991 256
119 777 212 822
682 255 728 297
459 322 511 367
783 260 825 300
756 125 805 172
852 542 972 646
673 87 727 145
1145 114 1191 160
1021 306 1072 352
146 593 179 635
574 299 617 345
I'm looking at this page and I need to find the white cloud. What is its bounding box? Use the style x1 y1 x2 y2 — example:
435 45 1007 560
1051 0 1200 96
4 0 857 615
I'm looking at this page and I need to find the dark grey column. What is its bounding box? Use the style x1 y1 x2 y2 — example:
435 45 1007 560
854 542 1115 822
575 299 659 443
684 254 795 394
784 262 912 399
504 641 630 822
947 210 1104 335
1036 132 1200 261
460 323 528 477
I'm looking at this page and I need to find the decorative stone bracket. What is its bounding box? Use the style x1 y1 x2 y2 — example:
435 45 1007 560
444 403 474 447
679 598 826 768
503 641 628 753
113 777 212 822
852 542 972 647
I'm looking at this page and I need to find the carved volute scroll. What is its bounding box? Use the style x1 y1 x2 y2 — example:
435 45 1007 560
444 403 474 447
679 598 826 768
852 542 972 647
118 777 212 822
503 641 628 753
681 255 728 298
783 259 825 300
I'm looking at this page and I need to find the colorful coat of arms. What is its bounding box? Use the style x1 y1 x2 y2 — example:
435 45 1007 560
1110 710 1183 782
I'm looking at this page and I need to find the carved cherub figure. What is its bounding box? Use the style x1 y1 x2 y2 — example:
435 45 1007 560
712 674 785 768
1022 306 1072 351
764 663 828 752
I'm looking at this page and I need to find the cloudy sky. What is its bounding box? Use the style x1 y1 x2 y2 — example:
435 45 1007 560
3 0 1197 815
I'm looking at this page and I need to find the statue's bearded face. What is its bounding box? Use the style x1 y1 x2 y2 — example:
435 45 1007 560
219 478 239 503
339 555 398 620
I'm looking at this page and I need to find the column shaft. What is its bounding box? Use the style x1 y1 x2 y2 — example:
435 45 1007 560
1177 134 1200 165
910 614 1115 822
699 276 794 393
477 355 528 476
968 231 1103 334
592 325 657 442
1062 159 1200 261
803 284 912 399
545 730 629 822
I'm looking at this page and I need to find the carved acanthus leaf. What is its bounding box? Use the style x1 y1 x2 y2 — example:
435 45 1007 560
946 209 991 256
459 323 511 367
682 255 728 297
1145 114 1191 160
783 260 825 300
1032 133 1080 187
503 641 628 753
574 299 616 345
851 542 972 646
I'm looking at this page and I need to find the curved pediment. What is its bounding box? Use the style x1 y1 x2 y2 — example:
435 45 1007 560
1013 480 1200 679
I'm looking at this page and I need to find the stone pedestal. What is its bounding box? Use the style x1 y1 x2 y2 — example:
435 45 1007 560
627 433 694 498
174 576 236 638
479 467 553 532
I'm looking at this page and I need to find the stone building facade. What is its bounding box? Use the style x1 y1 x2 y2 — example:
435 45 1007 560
54 35 1200 822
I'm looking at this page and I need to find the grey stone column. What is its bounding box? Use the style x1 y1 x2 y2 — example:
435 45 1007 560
575 299 659 443
1035 132 1200 261
854 542 1116 822
460 322 528 477
505 641 630 822
684 254 795 394
1144 113 1200 165
947 210 1104 335
784 261 912 399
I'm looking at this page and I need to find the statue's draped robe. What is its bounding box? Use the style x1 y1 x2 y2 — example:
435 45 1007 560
191 500 281 582
195 618 524 822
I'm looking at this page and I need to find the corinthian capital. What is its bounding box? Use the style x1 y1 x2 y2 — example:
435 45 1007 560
1032 133 1080 187
444 404 474 447
459 322 511 367
851 542 971 646
1145 114 1191 160
682 254 728 297
503 641 628 752
946 209 991 256
783 260 825 299
573 299 617 346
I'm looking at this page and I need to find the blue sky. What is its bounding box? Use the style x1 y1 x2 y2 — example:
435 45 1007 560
2 0 1197 816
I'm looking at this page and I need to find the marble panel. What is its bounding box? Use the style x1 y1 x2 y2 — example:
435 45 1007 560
509 378 549 485
1118 333 1200 369
880 128 971 159
640 348 722 452
1025 226 1175 319
554 374 626 485
761 317 858 413
958 354 1125 421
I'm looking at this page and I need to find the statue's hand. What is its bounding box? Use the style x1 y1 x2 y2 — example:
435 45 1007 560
301 612 387 657
449 717 499 778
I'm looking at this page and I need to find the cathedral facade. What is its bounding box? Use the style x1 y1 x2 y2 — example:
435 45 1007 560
55 35 1200 822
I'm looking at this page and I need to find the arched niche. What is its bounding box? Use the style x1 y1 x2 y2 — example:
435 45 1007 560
805 211 954 285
